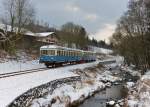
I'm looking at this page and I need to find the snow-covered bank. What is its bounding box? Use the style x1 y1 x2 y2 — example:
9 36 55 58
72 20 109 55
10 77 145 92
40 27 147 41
10 62 122 107
31 80 105 107
0 61 99 107
127 70 150 107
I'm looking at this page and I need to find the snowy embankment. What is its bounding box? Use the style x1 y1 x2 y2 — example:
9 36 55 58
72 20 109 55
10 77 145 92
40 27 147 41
127 70 150 107
0 60 45 74
10 61 122 107
0 61 99 107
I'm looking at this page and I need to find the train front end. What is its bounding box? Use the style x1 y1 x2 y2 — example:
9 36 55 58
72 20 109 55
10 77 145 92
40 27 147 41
39 45 57 67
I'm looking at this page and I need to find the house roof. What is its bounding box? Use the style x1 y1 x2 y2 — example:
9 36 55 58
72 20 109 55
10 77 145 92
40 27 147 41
36 32 54 37
0 23 55 38
25 32 55 37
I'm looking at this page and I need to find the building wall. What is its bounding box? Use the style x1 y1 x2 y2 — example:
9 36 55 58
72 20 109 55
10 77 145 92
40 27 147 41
36 36 58 44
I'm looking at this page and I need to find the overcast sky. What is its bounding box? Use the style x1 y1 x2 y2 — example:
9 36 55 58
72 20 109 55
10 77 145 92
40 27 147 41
0 0 128 42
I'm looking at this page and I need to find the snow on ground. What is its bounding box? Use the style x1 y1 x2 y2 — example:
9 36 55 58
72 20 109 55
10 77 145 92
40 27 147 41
0 61 99 107
0 55 119 74
97 70 122 83
29 62 121 107
121 65 141 77
126 82 135 89
98 48 113 54
31 81 105 107
89 46 113 54
127 70 150 107
141 70 150 80
0 60 45 74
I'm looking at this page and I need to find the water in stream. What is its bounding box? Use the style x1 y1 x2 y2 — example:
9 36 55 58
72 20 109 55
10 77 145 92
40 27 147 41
78 63 139 107
79 67 138 107
79 85 124 107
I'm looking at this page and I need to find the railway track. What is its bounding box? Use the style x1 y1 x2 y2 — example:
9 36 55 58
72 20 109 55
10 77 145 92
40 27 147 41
0 63 77 79
0 67 49 79
0 61 96 79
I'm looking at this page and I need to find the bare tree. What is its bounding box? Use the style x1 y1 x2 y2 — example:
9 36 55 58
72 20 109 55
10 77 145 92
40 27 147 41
110 0 150 71
3 0 16 32
2 0 35 34
0 0 35 53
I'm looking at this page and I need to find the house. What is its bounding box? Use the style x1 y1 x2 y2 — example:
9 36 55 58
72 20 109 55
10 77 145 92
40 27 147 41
0 24 58 44
25 32 59 44
16 31 61 53
0 23 61 52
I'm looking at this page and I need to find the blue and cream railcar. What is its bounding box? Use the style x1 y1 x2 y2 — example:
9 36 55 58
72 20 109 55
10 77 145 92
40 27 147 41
39 45 83 67
82 51 96 62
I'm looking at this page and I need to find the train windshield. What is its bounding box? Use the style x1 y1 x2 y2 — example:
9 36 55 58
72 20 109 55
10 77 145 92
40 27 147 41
40 50 48 55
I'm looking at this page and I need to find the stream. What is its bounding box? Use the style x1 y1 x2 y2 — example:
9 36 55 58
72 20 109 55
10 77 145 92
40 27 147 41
79 65 139 107
78 85 125 107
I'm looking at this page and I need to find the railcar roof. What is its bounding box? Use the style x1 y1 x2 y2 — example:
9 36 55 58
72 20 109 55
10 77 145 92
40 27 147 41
40 45 82 51
82 50 96 53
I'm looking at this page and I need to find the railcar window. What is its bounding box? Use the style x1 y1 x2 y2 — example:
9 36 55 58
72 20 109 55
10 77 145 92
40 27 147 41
48 50 51 55
73 51 75 56
66 51 68 56
79 52 81 56
65 51 67 56
75 51 77 56
45 50 47 55
48 50 55 55
71 51 73 56
64 50 65 56
52 50 55 55
63 50 65 56
60 50 62 56
53 50 55 55
60 50 61 56
57 50 61 56
80 52 82 56
67 51 69 56
62 50 64 56
41 50 48 55
62 50 65 56
69 51 71 56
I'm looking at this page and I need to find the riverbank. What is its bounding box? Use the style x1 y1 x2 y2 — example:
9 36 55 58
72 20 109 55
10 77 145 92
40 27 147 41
78 64 140 107
9 59 123 107
126 70 150 107
29 63 122 107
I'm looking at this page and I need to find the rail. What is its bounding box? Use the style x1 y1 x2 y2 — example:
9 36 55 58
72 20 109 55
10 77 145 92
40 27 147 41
0 67 49 79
